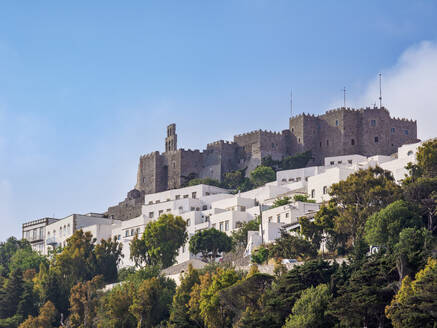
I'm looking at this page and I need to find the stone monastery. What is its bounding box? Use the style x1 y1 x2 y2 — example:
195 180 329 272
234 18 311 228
107 106 418 221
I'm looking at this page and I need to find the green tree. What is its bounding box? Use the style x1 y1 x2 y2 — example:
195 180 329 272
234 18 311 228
415 139 437 178
328 254 396 328
198 267 241 328
251 246 269 264
250 166 276 187
283 284 333 328
329 166 402 245
293 194 315 203
168 264 201 328
386 258 437 328
268 230 317 260
129 277 176 328
187 178 222 187
240 260 337 328
18 301 58 328
67 275 104 328
8 248 47 276
364 200 423 250
131 214 187 269
97 282 137 328
0 269 25 319
189 228 232 262
0 237 31 277
394 227 434 282
231 219 260 248
271 197 291 208
280 151 313 170
94 237 123 283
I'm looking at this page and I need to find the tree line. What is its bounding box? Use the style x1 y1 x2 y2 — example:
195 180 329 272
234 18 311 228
0 140 435 327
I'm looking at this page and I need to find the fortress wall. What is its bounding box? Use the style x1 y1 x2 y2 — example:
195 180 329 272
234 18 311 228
359 107 393 156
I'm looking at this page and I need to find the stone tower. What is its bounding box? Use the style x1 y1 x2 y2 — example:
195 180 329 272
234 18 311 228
165 124 177 152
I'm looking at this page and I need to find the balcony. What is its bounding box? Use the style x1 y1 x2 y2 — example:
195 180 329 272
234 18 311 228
46 237 58 246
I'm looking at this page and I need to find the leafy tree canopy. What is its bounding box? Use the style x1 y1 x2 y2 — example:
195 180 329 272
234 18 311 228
189 228 232 262
250 166 276 187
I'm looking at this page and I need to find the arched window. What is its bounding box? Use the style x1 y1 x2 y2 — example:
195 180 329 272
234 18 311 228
407 150 413 156
323 186 328 194
351 139 355 145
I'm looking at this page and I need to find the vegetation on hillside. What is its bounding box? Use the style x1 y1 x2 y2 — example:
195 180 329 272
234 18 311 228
0 140 435 327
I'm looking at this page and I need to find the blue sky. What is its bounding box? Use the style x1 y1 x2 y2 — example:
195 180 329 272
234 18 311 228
1 1 437 241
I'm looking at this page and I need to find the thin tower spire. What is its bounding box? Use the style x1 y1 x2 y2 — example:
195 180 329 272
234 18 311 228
343 87 346 108
379 73 382 108
290 88 293 117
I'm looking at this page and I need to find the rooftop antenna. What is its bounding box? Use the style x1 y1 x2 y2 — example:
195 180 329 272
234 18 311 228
343 87 346 108
379 73 382 108
290 88 293 117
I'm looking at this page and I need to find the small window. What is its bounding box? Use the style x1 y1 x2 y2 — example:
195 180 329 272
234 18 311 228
159 210 163 215
320 141 322 148
351 138 355 146
155 200 160 204
166 208 171 212
175 195 180 200
205 192 210 196
285 213 289 218
330 161 335 165
407 150 414 156
225 221 229 231
371 119 376 127
277 215 280 223
190 207 195 211
192 192 197 199
404 130 409 135
272 143 275 149
298 138 301 143
326 140 329 146
268 217 272 223
148 201 153 204
172 162 176 168
186 219 191 226
374 136 379 143
323 186 328 194
202 205 207 210
348 160 353 164
335 120 339 126
149 212 154 218
219 222 224 231
166 198 170 202
125 230 129 237
130 229 134 236
240 206 246 212
338 161 342 164
282 178 286 182
391 127 395 133
183 195 188 199
178 206 183 211
291 128 294 132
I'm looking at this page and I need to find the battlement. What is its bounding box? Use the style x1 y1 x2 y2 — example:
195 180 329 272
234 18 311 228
140 151 160 159
207 140 236 147
234 129 283 138
391 117 416 123
180 148 201 154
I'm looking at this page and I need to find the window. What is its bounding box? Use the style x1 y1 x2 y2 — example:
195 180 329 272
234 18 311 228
391 127 395 133
212 223 216 229
136 228 140 235
175 195 180 200
155 200 160 203
39 227 44 239
172 162 176 168
166 208 171 212
240 205 246 212
67 224 70 234
277 215 280 223
371 119 376 127
323 186 328 194
320 141 322 148
130 229 134 236
205 192 210 196
60 227 62 236
291 128 294 132
166 198 170 202
326 140 329 146
305 177 308 181
374 136 379 143
148 201 153 204
225 221 229 231
272 143 275 149
282 178 286 182
330 161 335 165
335 120 339 126
159 210 163 215
296 177 301 182
348 160 352 164
298 138 301 143
178 206 183 211
192 192 197 199
149 212 154 218
186 219 191 226
125 230 129 237
408 150 414 156
196 207 200 211
118 235 121 240
404 130 409 135
268 216 272 222
190 207 195 211
285 213 289 218
351 138 355 146
338 161 342 164
219 222 224 231
183 195 188 199
311 189 315 198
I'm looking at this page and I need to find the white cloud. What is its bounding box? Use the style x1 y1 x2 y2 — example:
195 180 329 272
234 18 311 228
358 41 437 140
